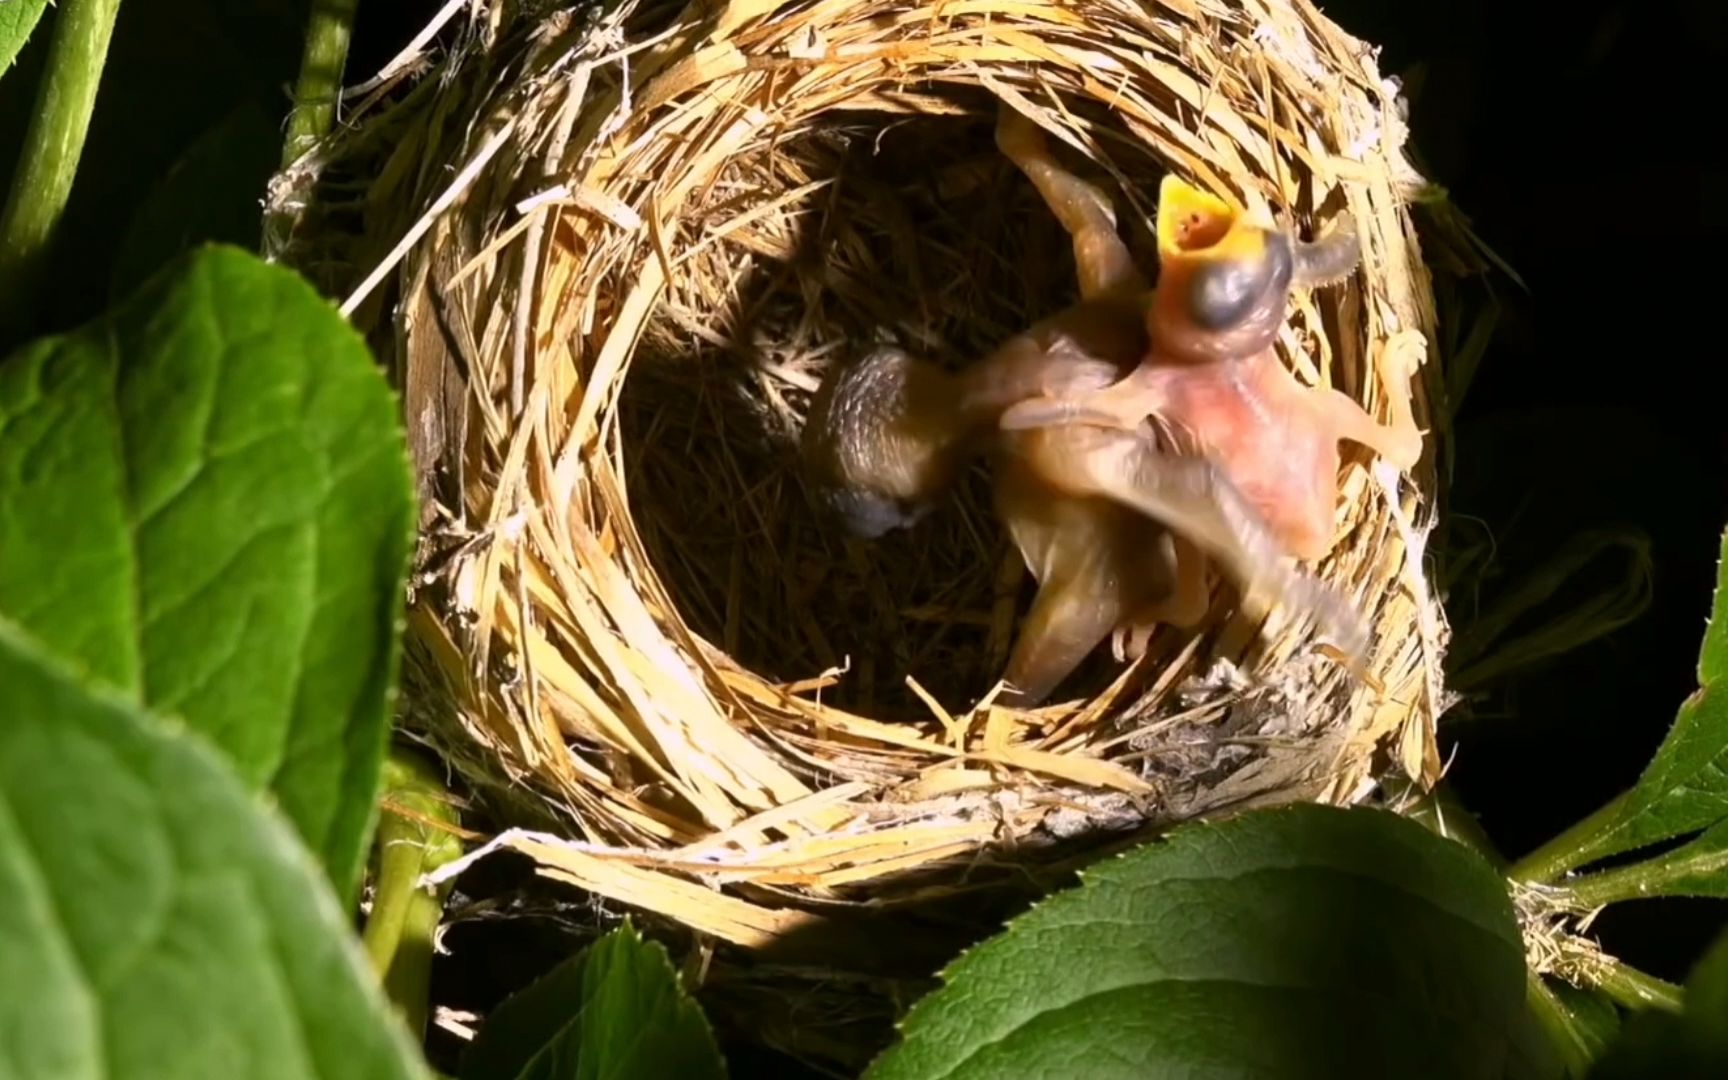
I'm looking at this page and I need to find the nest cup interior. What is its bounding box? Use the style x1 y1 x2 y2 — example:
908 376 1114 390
621 92 1191 720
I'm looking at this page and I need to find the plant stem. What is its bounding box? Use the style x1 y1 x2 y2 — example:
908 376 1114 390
1593 956 1684 1012
362 747 463 1038
382 862 448 1040
1524 972 1599 1079
1509 791 1628 885
0 0 125 339
1555 841 1728 911
263 0 359 261
281 0 360 167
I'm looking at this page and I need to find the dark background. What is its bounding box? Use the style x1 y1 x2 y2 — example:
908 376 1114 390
3 0 1725 1044
1321 0 1728 978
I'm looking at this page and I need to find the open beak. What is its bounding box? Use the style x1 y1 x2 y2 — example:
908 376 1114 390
1155 175 1269 266
1155 176 1288 333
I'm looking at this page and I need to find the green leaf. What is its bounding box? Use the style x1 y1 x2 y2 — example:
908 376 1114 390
1589 926 1728 1078
1526 974 1616 1080
1447 527 1652 695
1689 928 1728 1029
109 99 284 301
1545 980 1623 1065
0 615 429 1080
866 804 1548 1080
0 242 415 897
1552 526 1728 873
0 0 48 75
460 921 727 1080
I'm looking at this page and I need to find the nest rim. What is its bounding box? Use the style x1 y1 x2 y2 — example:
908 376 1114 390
352 0 1449 950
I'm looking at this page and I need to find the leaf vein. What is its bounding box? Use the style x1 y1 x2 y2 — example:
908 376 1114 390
107 321 149 701
0 766 109 1078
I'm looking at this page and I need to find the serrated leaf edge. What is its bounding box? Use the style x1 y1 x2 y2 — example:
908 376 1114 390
869 801 1518 1076
0 615 431 1078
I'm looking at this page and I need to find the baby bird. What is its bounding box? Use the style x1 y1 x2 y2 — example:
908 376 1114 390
799 101 1393 706
990 421 1213 706
997 164 1424 564
804 336 1213 707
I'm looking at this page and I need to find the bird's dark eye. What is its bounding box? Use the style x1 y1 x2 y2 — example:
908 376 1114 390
1186 259 1262 330
1184 235 1293 330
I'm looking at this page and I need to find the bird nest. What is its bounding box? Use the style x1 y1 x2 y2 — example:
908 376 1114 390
286 0 1449 965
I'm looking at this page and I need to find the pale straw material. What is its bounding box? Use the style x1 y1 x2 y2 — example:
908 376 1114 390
323 0 1449 952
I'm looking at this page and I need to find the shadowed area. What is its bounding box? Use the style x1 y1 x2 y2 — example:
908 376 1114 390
617 99 1178 718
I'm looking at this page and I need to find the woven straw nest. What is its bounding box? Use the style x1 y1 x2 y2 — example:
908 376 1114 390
293 0 1451 999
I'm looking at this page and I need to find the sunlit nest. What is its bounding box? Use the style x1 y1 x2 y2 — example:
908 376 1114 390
303 0 1450 983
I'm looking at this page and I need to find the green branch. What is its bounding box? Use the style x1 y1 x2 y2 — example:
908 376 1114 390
264 0 359 262
1554 836 1728 912
281 0 360 167
1509 792 1628 885
363 747 463 1040
1592 956 1684 1013
0 0 125 338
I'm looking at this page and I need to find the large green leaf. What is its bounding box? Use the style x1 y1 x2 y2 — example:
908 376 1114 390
0 616 429 1080
867 804 1548 1080
0 243 414 895
460 921 727 1080
0 0 48 74
1529 977 1621 1079
1590 924 1728 1078
1562 526 1728 870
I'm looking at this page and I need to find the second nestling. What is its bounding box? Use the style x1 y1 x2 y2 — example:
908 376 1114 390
800 99 1424 707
